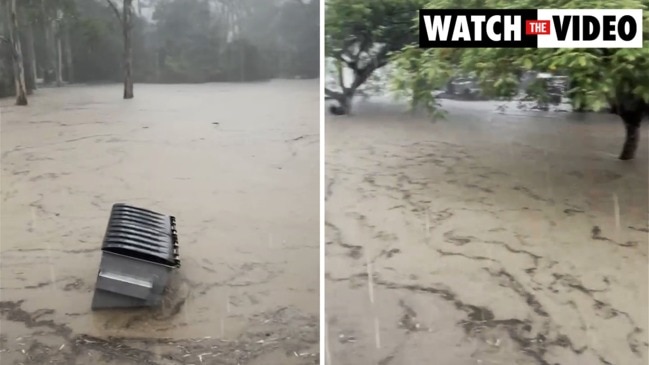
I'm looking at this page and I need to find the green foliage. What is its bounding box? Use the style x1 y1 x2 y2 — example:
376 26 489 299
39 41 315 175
390 44 451 116
1 0 319 98
0 46 11 97
326 0 425 56
221 38 270 82
391 0 649 114
153 0 318 83
73 22 121 81
239 0 320 79
153 0 226 82
272 0 319 78
326 0 427 98
19 0 77 26
68 0 149 83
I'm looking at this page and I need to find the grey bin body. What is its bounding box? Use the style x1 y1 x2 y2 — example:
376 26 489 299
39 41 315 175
91 203 180 310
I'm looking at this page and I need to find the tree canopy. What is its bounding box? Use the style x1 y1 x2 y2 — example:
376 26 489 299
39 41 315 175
325 0 426 113
0 0 319 100
391 0 649 114
387 0 649 159
325 0 649 158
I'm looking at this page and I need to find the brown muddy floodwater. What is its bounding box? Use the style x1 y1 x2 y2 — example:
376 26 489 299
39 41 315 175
325 100 648 365
0 80 319 365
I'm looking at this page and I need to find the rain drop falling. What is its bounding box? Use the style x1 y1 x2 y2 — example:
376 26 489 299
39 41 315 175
366 257 374 304
374 317 381 349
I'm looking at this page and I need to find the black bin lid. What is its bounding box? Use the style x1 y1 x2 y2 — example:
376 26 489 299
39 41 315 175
101 203 179 267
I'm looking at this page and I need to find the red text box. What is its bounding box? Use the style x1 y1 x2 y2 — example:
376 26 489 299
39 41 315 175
526 20 551 35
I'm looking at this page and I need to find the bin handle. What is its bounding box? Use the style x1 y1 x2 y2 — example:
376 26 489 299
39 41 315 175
171 216 180 268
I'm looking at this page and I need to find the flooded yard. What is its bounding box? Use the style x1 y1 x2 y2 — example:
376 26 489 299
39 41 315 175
325 100 648 365
0 80 319 364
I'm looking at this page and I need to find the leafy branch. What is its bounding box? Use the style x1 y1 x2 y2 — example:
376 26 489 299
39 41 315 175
104 0 123 25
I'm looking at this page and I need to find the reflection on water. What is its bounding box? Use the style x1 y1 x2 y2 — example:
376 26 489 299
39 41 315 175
325 99 648 365
0 80 319 364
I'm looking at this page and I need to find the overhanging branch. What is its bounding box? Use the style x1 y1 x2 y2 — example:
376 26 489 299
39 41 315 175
104 0 123 25
354 36 372 66
332 38 359 63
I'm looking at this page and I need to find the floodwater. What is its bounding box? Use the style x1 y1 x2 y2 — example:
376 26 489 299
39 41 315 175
0 80 319 364
325 99 648 365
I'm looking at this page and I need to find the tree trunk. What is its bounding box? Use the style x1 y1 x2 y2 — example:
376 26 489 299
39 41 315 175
55 33 63 86
340 88 355 114
239 42 244 82
614 95 646 160
54 18 63 87
41 0 55 85
123 0 134 99
64 26 73 82
618 111 642 161
7 0 28 105
330 65 380 115
25 23 37 91
327 88 355 115
20 30 35 94
43 23 56 84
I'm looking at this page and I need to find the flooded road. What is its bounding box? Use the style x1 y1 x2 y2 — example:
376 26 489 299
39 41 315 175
325 100 648 365
0 80 319 364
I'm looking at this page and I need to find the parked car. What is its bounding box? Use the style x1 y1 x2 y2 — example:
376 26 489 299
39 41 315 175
444 77 484 100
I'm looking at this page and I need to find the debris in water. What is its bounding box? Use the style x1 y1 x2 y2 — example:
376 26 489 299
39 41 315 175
91 204 180 309
486 338 501 347
288 135 307 142
59 344 65 351
591 226 602 239
338 333 356 343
